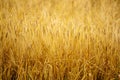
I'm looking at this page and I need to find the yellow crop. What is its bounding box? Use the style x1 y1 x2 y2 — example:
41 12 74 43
0 0 120 80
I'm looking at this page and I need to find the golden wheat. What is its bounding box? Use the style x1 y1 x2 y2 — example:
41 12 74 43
0 0 120 80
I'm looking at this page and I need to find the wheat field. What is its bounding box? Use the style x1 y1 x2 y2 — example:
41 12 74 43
0 0 120 80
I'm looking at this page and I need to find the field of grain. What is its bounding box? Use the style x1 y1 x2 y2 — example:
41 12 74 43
0 0 120 80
